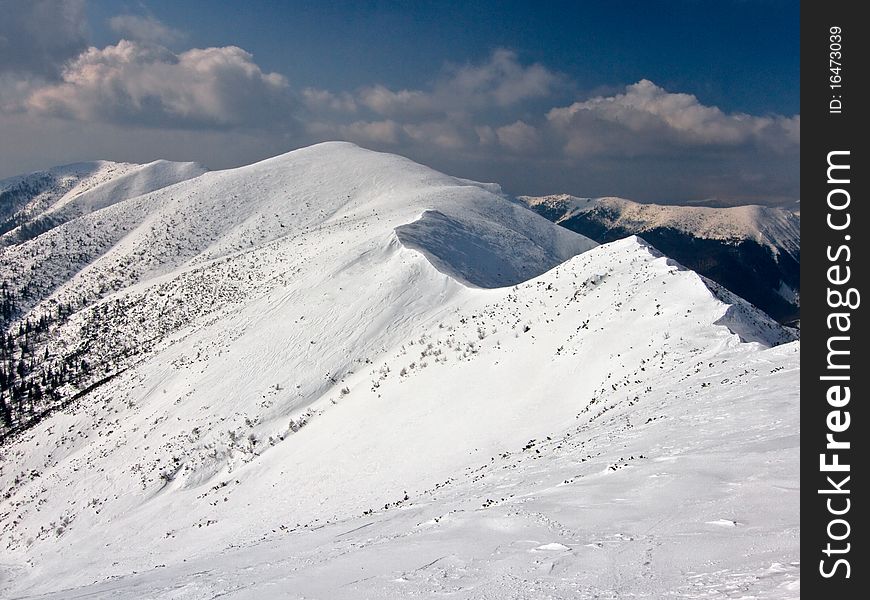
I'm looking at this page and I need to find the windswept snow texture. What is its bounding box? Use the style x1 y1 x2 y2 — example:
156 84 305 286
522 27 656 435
0 143 798 599
395 207 594 287
0 160 207 247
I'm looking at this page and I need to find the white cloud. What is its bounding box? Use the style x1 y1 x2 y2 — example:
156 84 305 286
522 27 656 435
0 33 800 205
496 120 540 153
444 48 561 108
325 118 472 152
302 88 357 113
358 85 436 118
547 79 800 156
357 49 561 118
24 40 294 129
322 50 560 154
339 119 402 145
108 14 184 46
403 121 468 149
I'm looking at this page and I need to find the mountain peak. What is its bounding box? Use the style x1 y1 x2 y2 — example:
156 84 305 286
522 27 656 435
0 144 798 598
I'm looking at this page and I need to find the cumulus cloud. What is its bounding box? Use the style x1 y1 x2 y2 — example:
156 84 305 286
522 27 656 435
0 28 799 205
358 49 561 118
402 121 470 149
108 14 184 46
325 117 474 151
24 40 295 129
0 0 88 78
547 79 800 157
302 75 798 204
302 88 357 113
338 119 402 145
358 85 436 118
495 120 541 153
444 48 561 108
313 50 561 156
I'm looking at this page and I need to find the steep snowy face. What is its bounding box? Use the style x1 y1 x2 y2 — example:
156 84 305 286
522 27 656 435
0 143 798 598
0 160 207 247
0 142 597 435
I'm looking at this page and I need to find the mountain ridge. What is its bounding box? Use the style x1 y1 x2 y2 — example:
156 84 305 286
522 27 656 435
0 143 799 598
0 159 207 248
0 142 598 436
518 194 800 324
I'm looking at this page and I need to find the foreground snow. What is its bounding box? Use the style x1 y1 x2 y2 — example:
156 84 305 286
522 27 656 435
6 343 799 599
0 143 798 598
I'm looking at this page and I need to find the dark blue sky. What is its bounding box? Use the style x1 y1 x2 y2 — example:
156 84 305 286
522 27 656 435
87 0 799 115
2 1 800 205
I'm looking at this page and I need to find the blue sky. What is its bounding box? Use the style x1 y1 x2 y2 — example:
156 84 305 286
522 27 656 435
87 0 799 115
1 1 800 205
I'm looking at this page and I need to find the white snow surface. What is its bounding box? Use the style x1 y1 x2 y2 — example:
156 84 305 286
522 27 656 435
0 159 206 246
518 194 800 260
0 143 798 598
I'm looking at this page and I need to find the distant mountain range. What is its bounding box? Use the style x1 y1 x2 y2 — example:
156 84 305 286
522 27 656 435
0 159 206 247
518 194 800 325
0 144 798 598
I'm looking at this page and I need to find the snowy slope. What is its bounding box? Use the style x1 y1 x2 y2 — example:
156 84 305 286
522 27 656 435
0 159 206 248
4 341 799 599
0 145 592 330
518 194 801 325
0 144 798 598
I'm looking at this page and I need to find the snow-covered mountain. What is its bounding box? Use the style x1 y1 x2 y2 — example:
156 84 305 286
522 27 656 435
518 194 801 325
0 159 207 248
0 143 798 598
